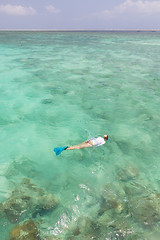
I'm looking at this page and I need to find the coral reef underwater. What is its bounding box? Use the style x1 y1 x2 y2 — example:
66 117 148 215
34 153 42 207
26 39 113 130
1 162 160 240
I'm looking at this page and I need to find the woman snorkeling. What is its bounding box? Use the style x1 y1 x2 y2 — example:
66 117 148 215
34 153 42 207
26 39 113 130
54 135 109 156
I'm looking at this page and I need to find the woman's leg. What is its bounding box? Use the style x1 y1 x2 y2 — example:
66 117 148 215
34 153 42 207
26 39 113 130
66 141 92 150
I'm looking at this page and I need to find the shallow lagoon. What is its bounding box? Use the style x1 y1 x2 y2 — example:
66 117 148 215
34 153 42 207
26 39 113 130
0 31 160 239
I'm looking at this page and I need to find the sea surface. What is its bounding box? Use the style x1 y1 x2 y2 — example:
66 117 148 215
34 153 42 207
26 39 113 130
0 31 160 240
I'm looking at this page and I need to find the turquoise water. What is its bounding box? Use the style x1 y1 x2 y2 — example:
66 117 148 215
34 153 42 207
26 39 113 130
0 31 160 239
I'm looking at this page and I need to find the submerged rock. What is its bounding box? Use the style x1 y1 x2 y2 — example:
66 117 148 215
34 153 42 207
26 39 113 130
0 202 4 215
123 181 148 197
99 182 126 216
130 192 160 226
99 196 124 216
65 217 99 239
40 194 58 210
3 178 58 223
3 196 29 223
98 214 144 240
95 181 149 239
97 210 114 227
102 182 126 199
5 156 38 179
117 165 139 182
10 220 39 240
41 99 53 104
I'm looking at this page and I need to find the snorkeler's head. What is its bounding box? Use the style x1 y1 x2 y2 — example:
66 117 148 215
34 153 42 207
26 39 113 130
103 135 109 140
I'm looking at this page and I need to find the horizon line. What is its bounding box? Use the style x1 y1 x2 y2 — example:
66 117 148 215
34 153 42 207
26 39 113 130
0 29 160 32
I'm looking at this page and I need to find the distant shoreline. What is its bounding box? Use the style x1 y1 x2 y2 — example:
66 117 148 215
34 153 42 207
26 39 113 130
0 29 160 32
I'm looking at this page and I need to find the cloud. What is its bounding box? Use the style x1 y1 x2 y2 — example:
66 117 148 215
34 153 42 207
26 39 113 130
45 5 61 14
0 4 36 16
95 0 160 19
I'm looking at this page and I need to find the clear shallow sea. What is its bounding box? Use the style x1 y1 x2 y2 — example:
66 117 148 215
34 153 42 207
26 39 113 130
0 31 160 239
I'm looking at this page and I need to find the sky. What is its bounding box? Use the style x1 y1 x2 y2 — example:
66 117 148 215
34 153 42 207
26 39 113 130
0 0 160 30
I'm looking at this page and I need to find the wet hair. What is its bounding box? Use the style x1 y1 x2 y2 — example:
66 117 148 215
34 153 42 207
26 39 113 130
103 135 108 140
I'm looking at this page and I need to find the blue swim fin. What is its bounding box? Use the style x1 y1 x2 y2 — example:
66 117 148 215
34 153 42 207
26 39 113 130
54 146 68 156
